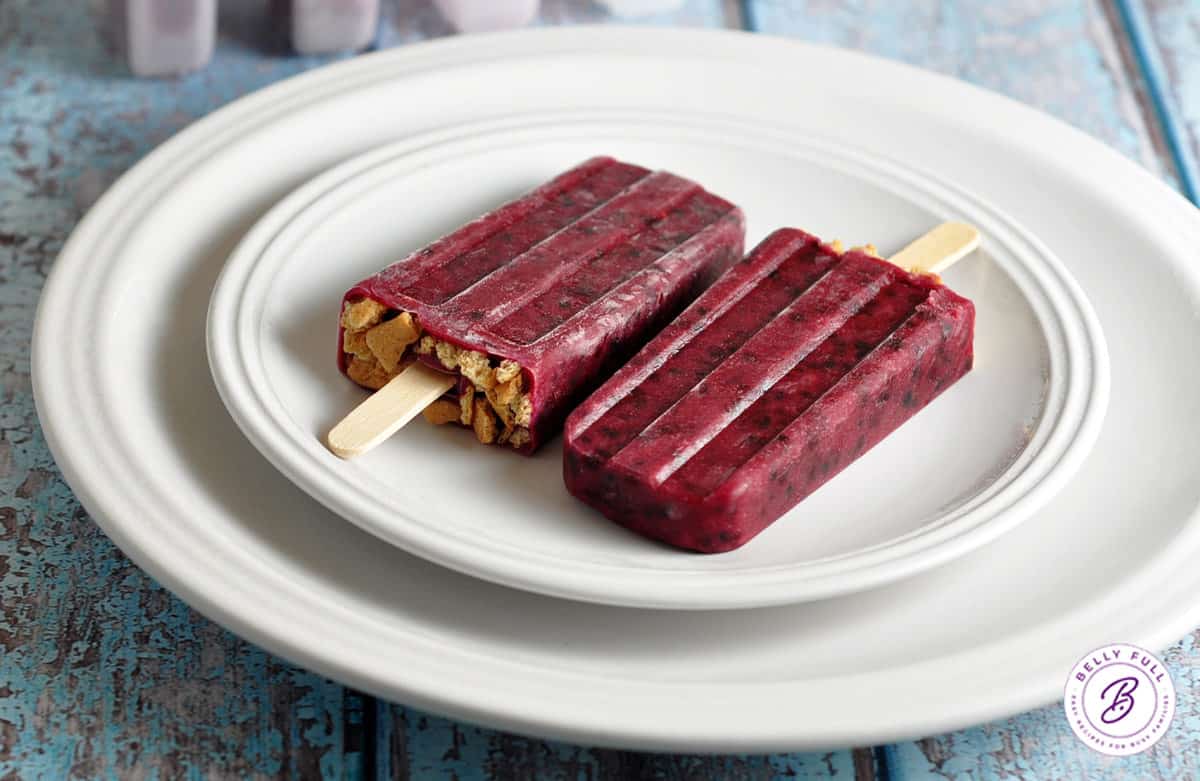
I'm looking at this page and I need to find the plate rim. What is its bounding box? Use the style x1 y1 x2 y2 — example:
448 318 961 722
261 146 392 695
31 26 1200 751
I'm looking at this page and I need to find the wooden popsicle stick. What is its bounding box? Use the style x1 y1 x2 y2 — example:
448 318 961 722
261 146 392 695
327 362 456 459
889 221 980 274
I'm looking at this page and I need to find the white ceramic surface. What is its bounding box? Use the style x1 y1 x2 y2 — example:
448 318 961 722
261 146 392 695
207 114 1108 609
33 29 1200 752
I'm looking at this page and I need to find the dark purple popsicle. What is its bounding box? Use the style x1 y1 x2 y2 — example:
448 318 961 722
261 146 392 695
564 228 975 553
338 157 745 452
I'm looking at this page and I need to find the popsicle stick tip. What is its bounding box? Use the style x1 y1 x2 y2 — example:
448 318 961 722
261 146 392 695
325 431 362 460
889 221 981 276
939 221 982 250
327 362 456 459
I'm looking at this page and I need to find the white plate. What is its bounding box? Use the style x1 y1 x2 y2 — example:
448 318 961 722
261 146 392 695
207 114 1108 609
33 29 1200 751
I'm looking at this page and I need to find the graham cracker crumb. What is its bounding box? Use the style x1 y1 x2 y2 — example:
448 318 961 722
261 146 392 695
457 349 493 390
342 298 387 331
435 341 459 370
472 397 497 444
342 329 371 359
487 392 512 426
346 355 391 390
339 303 535 449
415 335 436 355
514 396 532 428
365 313 421 373
459 385 475 425
493 374 523 407
422 399 461 425
494 360 521 385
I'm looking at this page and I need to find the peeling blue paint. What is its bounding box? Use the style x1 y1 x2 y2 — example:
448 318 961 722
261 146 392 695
745 0 1179 189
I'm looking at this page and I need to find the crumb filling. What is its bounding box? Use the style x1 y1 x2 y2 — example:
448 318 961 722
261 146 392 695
340 298 532 449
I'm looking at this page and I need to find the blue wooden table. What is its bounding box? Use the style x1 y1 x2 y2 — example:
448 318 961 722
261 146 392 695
3 1 1200 778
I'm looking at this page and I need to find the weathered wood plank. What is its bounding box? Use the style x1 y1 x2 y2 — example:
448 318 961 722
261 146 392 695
0 363 368 781
1129 0 1200 199
745 0 1177 185
375 706 870 781
0 2 370 778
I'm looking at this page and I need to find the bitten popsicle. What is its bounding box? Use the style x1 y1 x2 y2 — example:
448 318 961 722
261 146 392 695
564 224 977 553
330 157 745 457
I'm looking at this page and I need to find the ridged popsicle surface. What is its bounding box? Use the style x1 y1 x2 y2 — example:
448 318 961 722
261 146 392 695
564 228 975 552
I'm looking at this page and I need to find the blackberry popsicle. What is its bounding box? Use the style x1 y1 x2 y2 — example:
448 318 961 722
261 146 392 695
564 223 978 553
328 157 745 457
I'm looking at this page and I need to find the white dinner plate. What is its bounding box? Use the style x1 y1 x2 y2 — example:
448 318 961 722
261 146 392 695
207 114 1108 609
33 29 1200 751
